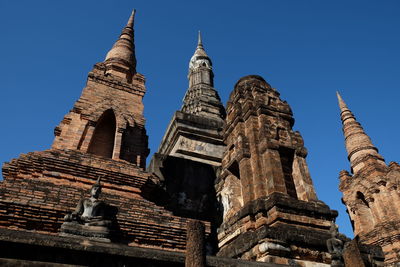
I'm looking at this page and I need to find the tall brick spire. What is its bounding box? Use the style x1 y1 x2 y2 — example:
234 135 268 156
52 8 149 168
105 9 137 78
337 93 400 265
336 91 385 174
182 32 225 120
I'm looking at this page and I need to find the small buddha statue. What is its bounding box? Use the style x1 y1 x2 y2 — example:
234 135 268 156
64 177 110 227
327 221 344 267
61 177 113 240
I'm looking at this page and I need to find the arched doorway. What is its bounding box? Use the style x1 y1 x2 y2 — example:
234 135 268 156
87 109 116 158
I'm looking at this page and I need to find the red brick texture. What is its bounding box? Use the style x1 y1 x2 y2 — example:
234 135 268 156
216 75 337 264
52 63 149 169
1 149 211 251
338 93 400 265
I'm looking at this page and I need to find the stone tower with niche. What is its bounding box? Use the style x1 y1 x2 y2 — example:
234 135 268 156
337 92 400 265
216 75 338 265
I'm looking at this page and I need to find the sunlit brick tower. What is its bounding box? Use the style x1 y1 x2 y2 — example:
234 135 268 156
216 75 338 265
337 92 400 265
52 10 149 168
149 32 226 225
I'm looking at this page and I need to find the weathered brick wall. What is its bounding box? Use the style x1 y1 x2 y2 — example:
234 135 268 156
337 93 400 265
52 63 149 168
1 149 211 251
218 75 321 223
0 10 217 262
216 75 337 264
339 162 400 264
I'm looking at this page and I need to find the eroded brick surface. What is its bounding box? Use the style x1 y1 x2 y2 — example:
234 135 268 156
0 11 211 255
2 8 399 267
338 93 400 265
1 149 212 250
215 75 337 265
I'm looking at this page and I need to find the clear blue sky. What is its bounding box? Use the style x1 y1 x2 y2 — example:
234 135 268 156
1 1 400 238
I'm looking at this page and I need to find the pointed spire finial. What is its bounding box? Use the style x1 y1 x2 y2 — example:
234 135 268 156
104 10 137 75
126 9 135 28
336 91 348 111
336 92 385 174
198 30 203 48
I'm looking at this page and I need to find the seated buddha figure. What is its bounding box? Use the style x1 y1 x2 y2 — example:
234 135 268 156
326 222 344 267
64 177 110 227
61 177 113 240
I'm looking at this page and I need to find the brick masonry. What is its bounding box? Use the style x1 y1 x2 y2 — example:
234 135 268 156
216 75 338 265
1 149 212 250
337 93 400 265
1 8 399 267
0 10 210 256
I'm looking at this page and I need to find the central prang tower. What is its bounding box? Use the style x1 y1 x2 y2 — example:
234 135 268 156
216 75 338 265
148 32 226 224
182 31 225 121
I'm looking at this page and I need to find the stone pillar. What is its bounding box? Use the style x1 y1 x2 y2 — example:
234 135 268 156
185 220 205 267
112 128 124 160
342 239 365 267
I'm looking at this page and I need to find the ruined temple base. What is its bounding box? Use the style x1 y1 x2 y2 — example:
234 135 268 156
217 193 337 265
257 255 330 267
0 228 286 267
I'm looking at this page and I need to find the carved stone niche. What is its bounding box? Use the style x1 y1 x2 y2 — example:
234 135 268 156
60 177 118 242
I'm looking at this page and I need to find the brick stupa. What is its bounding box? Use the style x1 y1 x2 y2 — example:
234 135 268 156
0 10 212 266
337 92 400 265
